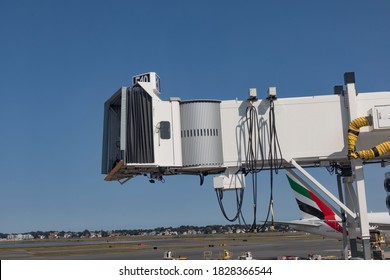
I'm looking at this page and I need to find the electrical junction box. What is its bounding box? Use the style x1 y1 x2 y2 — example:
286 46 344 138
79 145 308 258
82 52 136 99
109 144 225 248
267 87 277 99
214 173 246 190
372 105 390 130
248 88 257 100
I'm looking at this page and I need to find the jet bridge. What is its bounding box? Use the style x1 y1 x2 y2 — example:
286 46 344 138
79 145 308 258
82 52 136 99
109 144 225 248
102 72 390 179
102 71 390 259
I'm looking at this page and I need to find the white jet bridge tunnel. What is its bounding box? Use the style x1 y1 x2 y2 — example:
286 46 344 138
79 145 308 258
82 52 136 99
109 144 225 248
102 72 390 259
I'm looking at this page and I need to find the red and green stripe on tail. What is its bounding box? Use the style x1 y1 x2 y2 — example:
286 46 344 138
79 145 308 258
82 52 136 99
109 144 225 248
287 174 343 233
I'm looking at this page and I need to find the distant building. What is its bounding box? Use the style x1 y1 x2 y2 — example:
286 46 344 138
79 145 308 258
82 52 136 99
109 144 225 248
48 232 60 239
7 234 34 241
63 233 72 239
90 232 102 238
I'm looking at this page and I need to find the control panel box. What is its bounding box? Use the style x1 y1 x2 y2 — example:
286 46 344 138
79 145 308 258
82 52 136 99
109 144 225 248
214 173 246 190
372 105 390 130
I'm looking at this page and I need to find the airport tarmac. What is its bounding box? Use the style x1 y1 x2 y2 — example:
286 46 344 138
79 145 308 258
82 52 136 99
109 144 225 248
1 232 389 260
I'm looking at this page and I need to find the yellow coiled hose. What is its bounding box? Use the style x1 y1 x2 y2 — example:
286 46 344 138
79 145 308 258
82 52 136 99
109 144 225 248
347 116 371 153
347 116 390 159
350 141 390 159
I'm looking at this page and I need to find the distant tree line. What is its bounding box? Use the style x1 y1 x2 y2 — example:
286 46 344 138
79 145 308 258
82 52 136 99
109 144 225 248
0 223 289 238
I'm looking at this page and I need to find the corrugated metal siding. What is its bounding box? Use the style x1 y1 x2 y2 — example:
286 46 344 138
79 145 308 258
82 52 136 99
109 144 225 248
126 86 154 163
180 101 223 166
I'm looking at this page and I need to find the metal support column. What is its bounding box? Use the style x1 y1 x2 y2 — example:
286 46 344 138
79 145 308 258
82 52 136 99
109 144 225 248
343 176 359 258
336 174 349 260
345 72 371 259
353 161 371 259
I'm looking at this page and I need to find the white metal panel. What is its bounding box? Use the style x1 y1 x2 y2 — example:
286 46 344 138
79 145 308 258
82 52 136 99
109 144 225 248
221 95 344 166
219 99 246 167
220 91 390 168
153 99 175 166
268 94 348 162
137 82 162 101
170 100 183 166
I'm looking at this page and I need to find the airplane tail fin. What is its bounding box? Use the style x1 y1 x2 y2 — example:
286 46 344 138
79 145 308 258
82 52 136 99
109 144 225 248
286 172 334 221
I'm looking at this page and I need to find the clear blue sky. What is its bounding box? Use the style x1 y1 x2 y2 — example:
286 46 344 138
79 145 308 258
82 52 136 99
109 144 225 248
1 0 389 233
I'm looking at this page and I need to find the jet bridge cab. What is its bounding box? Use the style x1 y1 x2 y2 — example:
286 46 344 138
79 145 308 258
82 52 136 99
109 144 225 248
102 72 225 183
102 72 181 182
